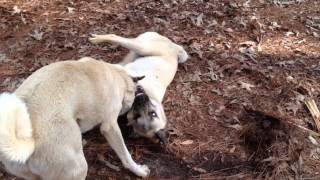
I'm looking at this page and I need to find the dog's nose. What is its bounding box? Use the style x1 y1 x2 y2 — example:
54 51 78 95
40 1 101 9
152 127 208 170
137 121 149 131
155 129 167 145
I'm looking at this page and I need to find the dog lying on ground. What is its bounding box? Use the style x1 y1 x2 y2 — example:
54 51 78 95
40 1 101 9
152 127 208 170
89 32 189 143
0 57 151 179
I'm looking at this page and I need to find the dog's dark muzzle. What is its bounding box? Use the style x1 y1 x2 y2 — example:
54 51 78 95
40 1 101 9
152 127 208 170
155 129 167 146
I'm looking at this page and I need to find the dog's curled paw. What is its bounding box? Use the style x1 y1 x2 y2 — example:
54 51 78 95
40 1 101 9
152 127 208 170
133 164 150 178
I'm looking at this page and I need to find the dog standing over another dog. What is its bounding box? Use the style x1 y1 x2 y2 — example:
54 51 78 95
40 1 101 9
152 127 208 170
0 57 150 179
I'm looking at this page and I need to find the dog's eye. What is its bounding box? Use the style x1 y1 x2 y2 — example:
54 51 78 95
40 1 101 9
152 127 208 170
150 112 157 118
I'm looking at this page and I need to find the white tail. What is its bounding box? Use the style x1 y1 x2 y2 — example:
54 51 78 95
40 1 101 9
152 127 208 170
0 93 35 163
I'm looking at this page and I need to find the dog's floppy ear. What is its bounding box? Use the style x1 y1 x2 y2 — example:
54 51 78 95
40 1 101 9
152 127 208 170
132 76 145 83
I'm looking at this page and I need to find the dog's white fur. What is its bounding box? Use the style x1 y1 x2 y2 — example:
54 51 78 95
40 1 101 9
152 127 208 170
0 57 150 179
89 32 189 138
0 93 34 163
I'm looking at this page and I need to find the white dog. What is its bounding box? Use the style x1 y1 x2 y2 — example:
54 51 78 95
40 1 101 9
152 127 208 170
0 57 150 179
89 32 189 142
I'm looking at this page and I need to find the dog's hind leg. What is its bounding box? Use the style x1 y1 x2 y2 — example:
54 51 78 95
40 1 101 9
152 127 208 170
100 116 150 177
41 151 87 180
89 34 154 56
89 34 138 65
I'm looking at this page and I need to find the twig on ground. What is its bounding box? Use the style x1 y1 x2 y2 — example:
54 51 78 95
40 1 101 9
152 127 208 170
304 98 320 131
97 154 120 172
286 120 320 137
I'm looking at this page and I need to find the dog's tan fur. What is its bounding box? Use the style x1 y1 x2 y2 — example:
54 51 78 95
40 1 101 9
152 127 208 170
0 57 150 179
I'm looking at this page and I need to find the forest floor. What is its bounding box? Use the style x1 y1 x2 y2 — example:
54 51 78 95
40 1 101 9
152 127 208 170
1 0 320 179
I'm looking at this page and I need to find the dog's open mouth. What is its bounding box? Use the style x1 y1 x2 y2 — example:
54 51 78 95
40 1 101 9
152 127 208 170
135 85 145 97
135 92 144 97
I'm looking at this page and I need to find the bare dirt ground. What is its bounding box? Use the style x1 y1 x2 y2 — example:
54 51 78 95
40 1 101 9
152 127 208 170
1 0 320 179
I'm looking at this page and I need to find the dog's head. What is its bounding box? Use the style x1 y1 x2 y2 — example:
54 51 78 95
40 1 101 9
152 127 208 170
126 85 167 144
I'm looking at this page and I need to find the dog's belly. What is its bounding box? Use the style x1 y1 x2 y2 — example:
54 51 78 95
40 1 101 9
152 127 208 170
77 118 97 133
125 57 177 86
75 109 104 133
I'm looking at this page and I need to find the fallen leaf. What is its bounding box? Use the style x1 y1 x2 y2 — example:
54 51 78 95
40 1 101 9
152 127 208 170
193 167 207 173
0 53 8 63
196 13 204 27
310 148 320 160
207 19 218 27
276 60 295 67
67 7 75 13
12 6 21 14
239 81 255 91
226 124 243 131
286 31 295 37
225 27 234 33
313 32 319 38
180 83 193 98
286 76 294 82
189 95 202 105
230 146 236 153
184 73 202 82
308 135 319 146
233 54 247 62
285 102 301 115
208 106 215 116
190 42 203 58
211 88 222 96
269 21 281 30
239 41 257 47
181 140 194 145
215 105 225 114
29 29 44 41
206 69 219 81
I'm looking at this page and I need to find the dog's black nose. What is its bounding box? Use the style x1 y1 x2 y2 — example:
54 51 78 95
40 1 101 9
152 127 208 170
155 129 167 146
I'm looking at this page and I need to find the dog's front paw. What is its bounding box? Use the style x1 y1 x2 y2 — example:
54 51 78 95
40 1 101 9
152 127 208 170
132 164 150 178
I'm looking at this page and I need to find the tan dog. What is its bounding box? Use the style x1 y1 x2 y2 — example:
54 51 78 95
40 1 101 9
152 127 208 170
89 32 189 142
0 57 150 179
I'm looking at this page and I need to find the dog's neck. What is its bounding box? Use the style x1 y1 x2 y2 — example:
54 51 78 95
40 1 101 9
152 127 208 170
137 79 165 103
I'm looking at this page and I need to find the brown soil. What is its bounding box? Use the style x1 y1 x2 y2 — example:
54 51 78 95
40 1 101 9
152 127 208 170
1 0 320 179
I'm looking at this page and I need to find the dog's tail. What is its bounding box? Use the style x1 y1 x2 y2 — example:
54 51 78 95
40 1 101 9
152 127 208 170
0 93 35 163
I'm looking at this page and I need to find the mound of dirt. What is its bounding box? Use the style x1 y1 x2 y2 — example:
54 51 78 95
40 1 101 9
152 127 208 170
240 109 304 179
